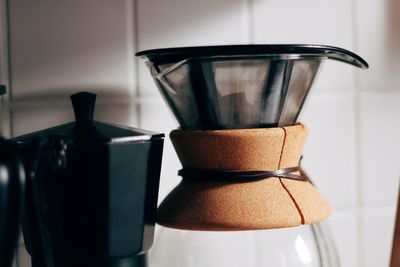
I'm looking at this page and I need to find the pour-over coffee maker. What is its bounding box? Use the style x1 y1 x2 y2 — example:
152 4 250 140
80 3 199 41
136 44 368 266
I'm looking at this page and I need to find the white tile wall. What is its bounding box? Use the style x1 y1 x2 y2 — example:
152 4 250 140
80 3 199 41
0 0 8 87
355 0 400 89
8 0 136 99
300 92 357 211
360 206 397 267
0 0 11 137
358 92 400 206
1 0 399 267
251 0 353 46
137 0 249 50
11 103 73 136
136 0 249 97
327 211 359 267
251 0 355 91
11 100 139 137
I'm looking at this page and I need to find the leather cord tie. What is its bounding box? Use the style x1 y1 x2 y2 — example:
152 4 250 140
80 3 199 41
178 166 309 183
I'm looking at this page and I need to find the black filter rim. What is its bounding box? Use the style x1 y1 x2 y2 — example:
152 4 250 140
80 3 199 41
135 44 369 69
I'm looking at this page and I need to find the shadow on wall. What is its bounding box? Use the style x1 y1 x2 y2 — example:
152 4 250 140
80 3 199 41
386 0 400 63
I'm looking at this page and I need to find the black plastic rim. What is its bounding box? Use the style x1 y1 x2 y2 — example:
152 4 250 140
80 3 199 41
135 44 369 69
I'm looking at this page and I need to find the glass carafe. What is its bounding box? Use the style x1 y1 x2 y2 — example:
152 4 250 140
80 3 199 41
151 223 339 267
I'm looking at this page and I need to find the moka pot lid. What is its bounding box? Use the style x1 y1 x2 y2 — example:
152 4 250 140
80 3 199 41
14 92 164 145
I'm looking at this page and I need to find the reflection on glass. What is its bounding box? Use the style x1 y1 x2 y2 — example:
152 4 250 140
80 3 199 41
295 236 313 264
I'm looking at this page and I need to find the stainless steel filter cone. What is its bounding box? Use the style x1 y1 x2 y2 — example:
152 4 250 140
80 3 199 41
136 44 368 130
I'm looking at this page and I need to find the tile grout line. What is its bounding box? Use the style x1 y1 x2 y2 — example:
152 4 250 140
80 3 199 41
0 0 12 138
0 0 9 94
132 0 142 128
353 88 363 267
350 0 364 265
246 0 254 43
5 0 13 138
5 0 11 97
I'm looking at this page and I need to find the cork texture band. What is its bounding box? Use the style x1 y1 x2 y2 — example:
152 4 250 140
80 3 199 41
157 124 331 231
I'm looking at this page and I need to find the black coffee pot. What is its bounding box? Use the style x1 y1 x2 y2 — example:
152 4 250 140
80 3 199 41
3 92 164 267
